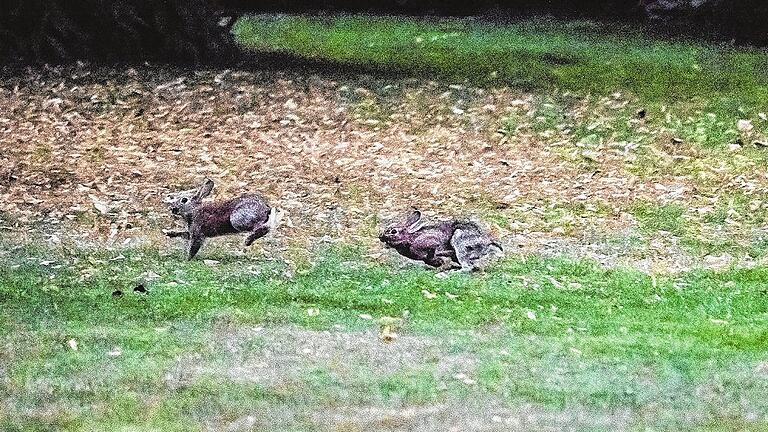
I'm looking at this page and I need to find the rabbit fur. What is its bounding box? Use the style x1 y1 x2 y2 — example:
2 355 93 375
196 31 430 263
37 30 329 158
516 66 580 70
379 210 503 272
163 178 274 260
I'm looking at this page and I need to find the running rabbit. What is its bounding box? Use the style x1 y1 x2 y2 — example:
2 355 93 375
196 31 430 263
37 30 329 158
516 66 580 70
163 178 275 260
379 210 502 272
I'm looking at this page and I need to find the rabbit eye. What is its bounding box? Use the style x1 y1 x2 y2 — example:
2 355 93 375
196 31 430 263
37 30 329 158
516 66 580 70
181 197 188 204
387 228 397 235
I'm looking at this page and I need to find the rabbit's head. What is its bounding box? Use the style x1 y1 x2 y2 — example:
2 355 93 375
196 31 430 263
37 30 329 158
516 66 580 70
379 210 426 247
163 178 214 218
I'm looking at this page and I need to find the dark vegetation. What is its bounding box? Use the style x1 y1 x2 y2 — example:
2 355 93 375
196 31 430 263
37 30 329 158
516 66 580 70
215 0 645 17
1 0 766 65
0 0 236 64
236 15 768 105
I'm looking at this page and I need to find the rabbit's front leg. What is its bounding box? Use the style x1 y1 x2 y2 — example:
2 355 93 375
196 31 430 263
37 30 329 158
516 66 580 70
434 247 461 267
186 236 205 260
429 247 461 277
427 250 460 271
433 256 463 279
436 258 461 272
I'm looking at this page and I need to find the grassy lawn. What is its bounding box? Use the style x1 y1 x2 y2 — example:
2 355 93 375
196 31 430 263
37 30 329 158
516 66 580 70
2 242 768 430
235 16 768 106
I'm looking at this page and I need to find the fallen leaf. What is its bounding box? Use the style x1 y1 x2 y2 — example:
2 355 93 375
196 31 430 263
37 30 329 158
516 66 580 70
737 119 754 132
379 325 398 343
89 195 109 214
422 290 437 299
452 373 475 385
544 276 563 289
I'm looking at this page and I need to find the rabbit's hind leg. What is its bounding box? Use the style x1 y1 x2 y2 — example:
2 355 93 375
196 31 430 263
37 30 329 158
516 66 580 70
245 224 269 246
231 204 267 232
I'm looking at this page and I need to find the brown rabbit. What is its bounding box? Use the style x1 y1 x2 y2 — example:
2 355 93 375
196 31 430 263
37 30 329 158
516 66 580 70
163 178 274 260
379 209 503 272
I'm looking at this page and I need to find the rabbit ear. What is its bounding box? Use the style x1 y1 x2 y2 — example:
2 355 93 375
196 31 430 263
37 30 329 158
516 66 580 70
405 210 424 233
405 210 421 225
196 178 214 199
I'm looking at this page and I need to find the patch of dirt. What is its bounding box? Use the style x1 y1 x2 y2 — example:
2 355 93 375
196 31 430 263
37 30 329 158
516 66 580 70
523 233 710 273
186 324 638 432
304 403 635 432
206 325 446 385
218 401 636 432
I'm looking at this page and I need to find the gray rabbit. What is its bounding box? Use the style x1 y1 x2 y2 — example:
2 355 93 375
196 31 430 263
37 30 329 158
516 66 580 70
163 178 275 260
379 210 503 272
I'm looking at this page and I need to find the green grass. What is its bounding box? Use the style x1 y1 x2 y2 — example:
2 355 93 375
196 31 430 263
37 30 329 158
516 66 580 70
632 202 687 236
234 16 768 106
625 197 768 260
3 242 768 430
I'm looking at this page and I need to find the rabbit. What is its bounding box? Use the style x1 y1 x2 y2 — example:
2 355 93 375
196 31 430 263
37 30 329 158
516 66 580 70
162 178 275 260
379 210 460 271
379 209 503 272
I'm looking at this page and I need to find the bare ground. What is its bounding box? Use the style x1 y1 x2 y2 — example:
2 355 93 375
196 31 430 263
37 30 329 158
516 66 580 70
171 324 636 431
155 323 764 431
2 64 768 272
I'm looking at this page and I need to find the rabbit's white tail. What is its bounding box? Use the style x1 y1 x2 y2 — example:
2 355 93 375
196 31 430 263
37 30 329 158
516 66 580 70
267 207 282 231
